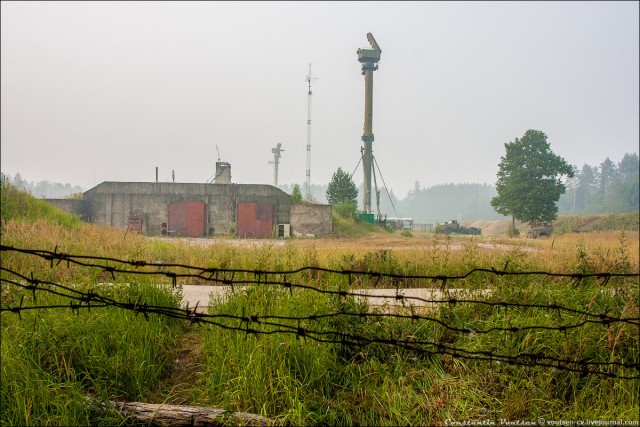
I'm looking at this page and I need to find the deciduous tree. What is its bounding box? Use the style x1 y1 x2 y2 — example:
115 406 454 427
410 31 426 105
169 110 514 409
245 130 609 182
491 130 573 231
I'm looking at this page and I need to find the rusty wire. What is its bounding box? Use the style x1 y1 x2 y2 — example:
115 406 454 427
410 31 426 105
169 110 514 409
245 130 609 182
1 244 639 380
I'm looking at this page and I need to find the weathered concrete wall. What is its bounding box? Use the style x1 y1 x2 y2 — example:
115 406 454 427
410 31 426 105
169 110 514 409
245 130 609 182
43 199 87 219
290 204 332 237
79 182 291 237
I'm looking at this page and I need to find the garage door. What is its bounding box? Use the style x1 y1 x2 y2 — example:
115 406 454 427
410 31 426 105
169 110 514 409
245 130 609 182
236 203 274 238
168 202 206 237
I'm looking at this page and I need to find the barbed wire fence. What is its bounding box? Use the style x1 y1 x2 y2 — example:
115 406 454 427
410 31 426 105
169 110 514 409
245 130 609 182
1 244 639 380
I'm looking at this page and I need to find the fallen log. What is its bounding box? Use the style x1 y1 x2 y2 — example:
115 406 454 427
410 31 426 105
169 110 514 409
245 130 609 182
110 400 277 427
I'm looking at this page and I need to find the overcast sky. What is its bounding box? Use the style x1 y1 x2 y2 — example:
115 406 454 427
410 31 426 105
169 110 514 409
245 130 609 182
1 1 638 198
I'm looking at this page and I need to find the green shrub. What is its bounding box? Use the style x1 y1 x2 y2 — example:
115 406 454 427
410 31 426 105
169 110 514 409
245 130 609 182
333 201 357 219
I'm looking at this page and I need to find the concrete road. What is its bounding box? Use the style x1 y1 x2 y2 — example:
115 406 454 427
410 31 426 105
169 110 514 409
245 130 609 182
178 285 490 313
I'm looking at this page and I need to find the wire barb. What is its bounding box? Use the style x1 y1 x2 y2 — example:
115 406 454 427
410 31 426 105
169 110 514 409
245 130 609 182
0 244 638 380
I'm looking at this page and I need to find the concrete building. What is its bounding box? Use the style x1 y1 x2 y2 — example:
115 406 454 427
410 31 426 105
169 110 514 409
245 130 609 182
290 204 332 237
47 181 332 238
49 181 291 238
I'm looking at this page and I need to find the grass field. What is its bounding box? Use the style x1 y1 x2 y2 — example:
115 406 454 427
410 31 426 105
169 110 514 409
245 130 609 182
1 188 638 426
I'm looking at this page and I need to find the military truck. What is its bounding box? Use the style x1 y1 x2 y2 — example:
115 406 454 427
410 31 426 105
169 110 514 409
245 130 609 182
437 220 481 235
527 222 553 238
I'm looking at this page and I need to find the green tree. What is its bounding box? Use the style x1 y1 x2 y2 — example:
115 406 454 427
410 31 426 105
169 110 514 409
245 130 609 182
290 184 303 204
577 164 597 210
599 157 616 200
326 167 358 217
491 130 573 232
614 153 640 212
564 164 580 212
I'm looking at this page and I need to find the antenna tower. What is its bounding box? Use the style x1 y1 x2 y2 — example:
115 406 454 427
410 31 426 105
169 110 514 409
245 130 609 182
357 33 381 214
269 143 284 186
305 63 318 200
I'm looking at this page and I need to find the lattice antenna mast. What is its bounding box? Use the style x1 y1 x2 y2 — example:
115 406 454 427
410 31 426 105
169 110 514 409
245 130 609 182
305 63 318 200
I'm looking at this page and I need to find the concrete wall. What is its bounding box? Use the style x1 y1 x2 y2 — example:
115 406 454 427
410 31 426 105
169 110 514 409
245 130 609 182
79 182 292 236
45 182 334 239
290 204 333 237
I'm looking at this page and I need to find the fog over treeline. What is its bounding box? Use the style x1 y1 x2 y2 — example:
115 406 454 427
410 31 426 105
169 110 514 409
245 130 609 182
4 152 637 225
282 152 639 224
3 172 83 199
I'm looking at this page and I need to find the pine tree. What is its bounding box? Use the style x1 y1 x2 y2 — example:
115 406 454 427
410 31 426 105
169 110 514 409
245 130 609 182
326 168 358 217
291 184 303 204
326 167 358 205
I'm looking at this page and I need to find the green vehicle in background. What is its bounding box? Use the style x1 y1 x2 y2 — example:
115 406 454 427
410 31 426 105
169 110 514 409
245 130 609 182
437 220 481 235
527 222 554 238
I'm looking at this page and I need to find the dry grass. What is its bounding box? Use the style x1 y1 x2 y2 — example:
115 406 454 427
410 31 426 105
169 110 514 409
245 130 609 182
280 230 639 273
2 215 638 426
3 216 637 276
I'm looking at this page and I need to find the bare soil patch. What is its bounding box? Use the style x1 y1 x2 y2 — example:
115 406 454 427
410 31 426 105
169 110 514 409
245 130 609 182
461 219 529 236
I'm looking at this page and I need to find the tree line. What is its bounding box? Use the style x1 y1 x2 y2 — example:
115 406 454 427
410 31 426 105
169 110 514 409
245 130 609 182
282 143 638 225
1 173 84 199
5 139 638 227
558 153 639 214
281 180 505 224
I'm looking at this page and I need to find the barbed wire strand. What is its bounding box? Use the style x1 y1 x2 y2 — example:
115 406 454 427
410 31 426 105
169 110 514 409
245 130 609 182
1 245 638 380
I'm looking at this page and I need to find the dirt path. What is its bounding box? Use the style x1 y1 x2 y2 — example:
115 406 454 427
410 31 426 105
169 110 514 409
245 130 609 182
154 284 490 406
149 327 205 405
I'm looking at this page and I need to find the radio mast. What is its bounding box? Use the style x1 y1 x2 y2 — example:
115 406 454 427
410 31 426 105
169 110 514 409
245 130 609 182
305 63 318 200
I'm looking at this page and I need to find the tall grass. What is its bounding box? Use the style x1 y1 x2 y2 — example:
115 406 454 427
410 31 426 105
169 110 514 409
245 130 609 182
1 278 184 426
1 180 81 229
1 196 186 425
1 185 638 425
195 285 450 425
553 213 639 234
331 212 386 237
191 267 638 424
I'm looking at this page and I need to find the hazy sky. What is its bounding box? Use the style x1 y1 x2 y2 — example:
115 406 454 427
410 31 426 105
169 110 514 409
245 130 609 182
1 1 638 198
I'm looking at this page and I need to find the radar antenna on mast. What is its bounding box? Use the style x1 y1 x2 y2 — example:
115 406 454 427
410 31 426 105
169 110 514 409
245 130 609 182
357 33 381 214
269 143 284 186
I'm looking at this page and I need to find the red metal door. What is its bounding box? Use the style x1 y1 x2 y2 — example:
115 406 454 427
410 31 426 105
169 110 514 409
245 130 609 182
236 203 274 238
236 203 255 238
127 217 142 233
168 202 206 237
